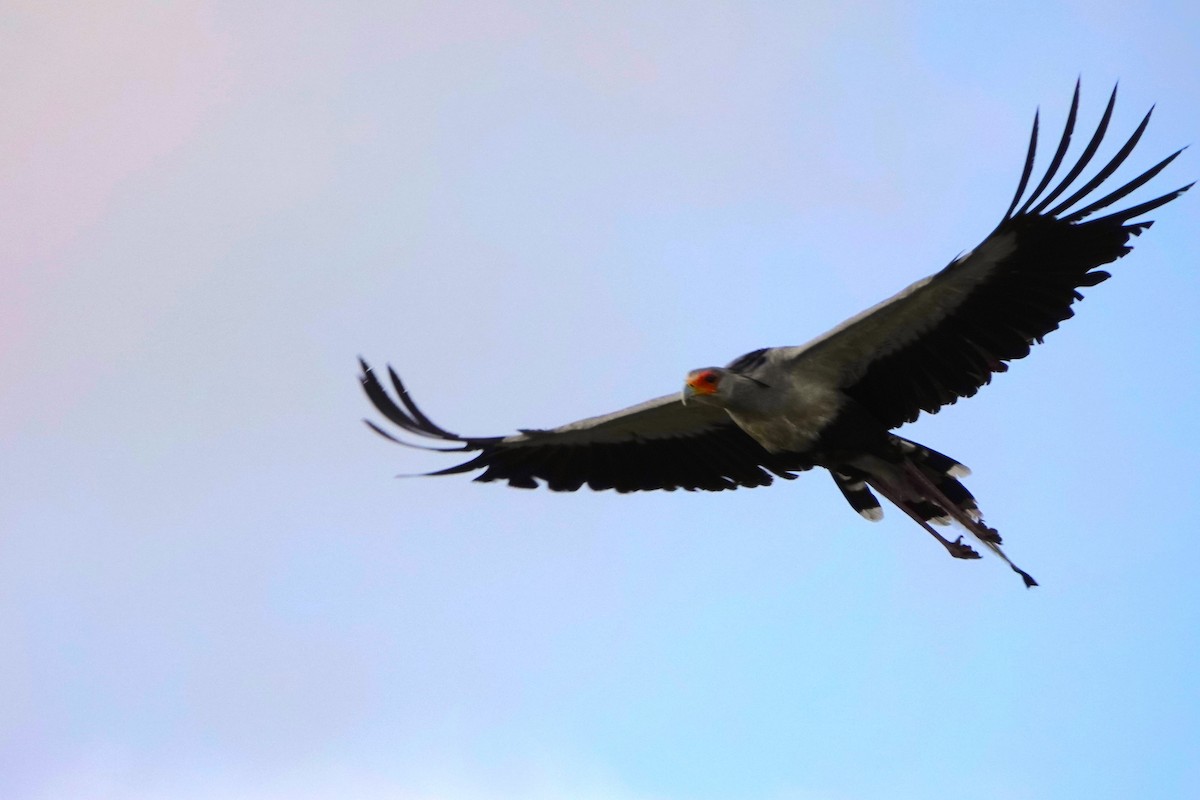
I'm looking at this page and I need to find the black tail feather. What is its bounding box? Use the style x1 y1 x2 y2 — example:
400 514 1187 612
842 436 1035 587
831 471 882 521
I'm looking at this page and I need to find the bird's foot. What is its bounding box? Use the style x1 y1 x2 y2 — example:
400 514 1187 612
976 525 1003 544
945 535 981 560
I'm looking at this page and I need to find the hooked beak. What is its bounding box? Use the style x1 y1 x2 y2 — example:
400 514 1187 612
682 370 719 405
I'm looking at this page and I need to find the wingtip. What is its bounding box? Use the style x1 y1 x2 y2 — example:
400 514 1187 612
363 418 403 443
1104 82 1119 111
1003 109 1042 220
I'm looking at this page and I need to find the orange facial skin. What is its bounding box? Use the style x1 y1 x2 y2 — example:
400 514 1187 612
686 369 720 395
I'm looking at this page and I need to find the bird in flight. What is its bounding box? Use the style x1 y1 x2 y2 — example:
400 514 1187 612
360 83 1190 587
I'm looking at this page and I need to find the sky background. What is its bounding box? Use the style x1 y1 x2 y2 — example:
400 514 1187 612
3 2 1199 798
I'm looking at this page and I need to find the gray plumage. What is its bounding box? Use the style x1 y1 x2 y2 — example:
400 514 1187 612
361 83 1190 587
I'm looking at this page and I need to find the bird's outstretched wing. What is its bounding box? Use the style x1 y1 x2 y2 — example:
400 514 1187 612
359 360 811 492
780 82 1191 429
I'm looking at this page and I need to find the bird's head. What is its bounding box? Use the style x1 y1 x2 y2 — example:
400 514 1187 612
683 366 772 409
682 367 729 407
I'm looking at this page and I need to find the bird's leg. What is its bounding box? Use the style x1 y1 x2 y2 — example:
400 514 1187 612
865 478 981 560
900 462 1038 587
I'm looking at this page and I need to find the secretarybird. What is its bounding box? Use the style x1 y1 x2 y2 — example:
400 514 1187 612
360 84 1190 587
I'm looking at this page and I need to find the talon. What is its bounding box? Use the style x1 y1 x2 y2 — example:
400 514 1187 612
977 525 1003 544
947 535 981 560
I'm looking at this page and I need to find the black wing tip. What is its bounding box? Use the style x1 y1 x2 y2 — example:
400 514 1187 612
358 356 380 385
357 357 485 452
1003 107 1041 221
363 418 404 443
1016 81 1081 217
1004 81 1188 226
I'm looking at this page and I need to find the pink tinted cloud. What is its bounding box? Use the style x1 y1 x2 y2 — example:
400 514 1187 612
0 1 235 363
0 2 237 264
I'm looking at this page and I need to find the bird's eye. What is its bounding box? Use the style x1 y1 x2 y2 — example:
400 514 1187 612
704 373 717 384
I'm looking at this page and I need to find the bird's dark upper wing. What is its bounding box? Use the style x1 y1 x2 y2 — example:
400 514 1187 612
359 360 811 492
778 83 1191 429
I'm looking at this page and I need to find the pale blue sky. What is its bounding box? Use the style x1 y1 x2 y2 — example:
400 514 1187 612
3 2 1199 799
